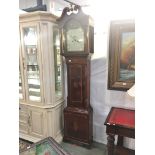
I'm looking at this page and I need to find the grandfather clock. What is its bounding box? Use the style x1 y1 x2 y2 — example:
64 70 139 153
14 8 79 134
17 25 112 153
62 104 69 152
57 5 94 147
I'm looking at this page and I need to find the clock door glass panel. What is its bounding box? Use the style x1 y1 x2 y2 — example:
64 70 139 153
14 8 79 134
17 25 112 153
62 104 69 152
23 27 41 102
64 20 84 52
53 26 62 98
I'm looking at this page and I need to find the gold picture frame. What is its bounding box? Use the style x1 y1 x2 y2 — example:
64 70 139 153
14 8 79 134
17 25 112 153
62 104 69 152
108 20 135 91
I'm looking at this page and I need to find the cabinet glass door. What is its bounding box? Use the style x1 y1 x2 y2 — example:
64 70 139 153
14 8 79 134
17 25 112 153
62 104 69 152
23 27 41 102
53 27 62 98
19 65 23 100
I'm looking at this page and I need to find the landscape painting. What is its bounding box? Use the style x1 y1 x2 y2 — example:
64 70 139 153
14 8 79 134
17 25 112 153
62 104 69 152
108 20 135 91
119 31 135 81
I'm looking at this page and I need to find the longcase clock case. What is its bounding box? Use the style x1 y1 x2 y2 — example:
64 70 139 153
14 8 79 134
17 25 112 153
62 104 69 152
57 5 94 147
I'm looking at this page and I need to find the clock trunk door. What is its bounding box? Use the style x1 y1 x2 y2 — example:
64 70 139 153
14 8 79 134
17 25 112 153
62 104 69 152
67 58 88 108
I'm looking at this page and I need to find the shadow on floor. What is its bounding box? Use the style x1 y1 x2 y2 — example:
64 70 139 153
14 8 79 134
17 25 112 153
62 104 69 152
60 141 107 155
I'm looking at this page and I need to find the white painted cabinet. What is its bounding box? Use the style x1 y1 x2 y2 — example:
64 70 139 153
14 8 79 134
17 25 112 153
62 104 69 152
28 108 45 139
19 11 64 143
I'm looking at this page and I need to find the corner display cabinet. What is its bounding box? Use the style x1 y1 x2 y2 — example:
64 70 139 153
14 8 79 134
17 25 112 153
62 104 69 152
19 11 64 143
57 5 94 147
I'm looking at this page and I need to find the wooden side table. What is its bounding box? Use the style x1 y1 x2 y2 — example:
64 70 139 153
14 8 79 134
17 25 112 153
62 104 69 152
104 107 135 155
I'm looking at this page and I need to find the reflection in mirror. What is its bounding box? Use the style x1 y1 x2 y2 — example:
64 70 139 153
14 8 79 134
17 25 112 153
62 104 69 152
53 26 62 97
23 27 41 102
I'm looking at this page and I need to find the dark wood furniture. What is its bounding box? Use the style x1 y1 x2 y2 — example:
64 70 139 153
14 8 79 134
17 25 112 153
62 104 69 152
19 137 71 155
104 107 135 155
57 5 94 147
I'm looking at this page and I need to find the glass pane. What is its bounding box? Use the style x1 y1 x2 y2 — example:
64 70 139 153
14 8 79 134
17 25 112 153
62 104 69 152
20 141 59 155
53 27 62 97
19 65 23 100
23 27 41 102
64 20 84 52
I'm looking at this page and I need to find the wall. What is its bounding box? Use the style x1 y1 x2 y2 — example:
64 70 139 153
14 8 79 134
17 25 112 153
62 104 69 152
19 0 68 16
90 58 135 149
19 0 36 9
19 0 135 149
81 1 135 149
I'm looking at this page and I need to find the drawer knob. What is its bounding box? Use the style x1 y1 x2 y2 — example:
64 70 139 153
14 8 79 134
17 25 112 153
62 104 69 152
68 60 71 62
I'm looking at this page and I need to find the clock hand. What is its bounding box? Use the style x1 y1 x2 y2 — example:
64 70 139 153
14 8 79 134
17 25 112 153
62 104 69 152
75 39 80 42
71 35 80 43
72 39 80 43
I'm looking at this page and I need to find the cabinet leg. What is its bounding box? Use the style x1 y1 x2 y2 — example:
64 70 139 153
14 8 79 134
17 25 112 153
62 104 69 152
107 134 115 155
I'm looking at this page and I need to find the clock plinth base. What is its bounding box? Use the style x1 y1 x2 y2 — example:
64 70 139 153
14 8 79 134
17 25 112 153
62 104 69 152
63 107 93 147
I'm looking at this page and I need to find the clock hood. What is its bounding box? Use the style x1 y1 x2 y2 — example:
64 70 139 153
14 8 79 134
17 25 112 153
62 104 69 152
57 5 93 28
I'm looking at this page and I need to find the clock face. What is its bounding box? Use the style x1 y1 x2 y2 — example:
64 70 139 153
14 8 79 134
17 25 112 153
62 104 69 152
64 20 84 52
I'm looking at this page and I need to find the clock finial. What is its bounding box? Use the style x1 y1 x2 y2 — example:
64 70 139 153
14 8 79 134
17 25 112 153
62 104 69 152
57 4 81 21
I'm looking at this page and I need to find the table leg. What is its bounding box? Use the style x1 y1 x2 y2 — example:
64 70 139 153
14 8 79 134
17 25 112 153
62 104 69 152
107 134 115 155
117 136 124 146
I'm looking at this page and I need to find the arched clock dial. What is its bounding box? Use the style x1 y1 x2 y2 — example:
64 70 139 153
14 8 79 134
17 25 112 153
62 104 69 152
64 19 84 52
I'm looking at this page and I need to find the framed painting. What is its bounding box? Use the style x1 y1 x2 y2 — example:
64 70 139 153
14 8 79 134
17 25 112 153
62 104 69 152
108 20 135 91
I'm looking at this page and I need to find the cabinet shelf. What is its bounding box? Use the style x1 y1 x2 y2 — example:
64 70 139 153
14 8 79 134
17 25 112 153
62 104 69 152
27 64 38 66
29 91 40 97
28 84 40 89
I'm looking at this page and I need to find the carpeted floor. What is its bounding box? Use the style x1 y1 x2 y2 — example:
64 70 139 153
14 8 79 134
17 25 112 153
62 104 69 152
19 139 107 155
